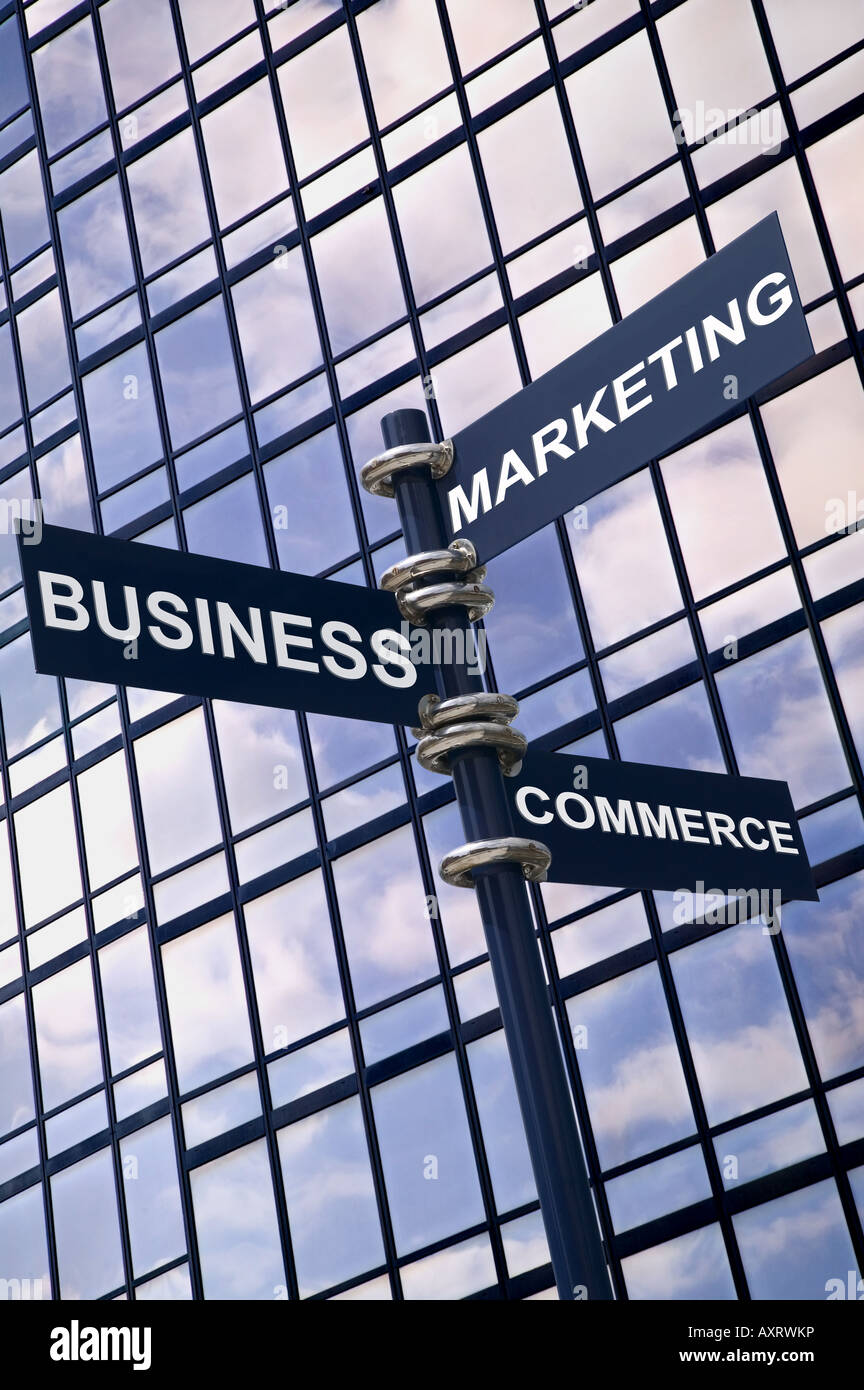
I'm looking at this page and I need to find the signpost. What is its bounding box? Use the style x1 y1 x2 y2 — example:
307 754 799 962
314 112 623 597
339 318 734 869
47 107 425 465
504 749 818 900
18 523 481 725
355 221 815 1301
438 214 813 562
17 218 819 1304
363 409 617 1302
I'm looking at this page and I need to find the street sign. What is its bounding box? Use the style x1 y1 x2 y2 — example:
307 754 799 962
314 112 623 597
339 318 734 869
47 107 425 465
18 524 481 725
504 748 817 901
439 214 813 563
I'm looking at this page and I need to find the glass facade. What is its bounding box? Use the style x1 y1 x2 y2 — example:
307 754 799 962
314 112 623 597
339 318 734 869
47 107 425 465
0 0 862 1301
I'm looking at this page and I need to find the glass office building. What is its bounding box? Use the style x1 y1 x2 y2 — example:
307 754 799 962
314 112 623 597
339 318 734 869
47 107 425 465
0 0 862 1302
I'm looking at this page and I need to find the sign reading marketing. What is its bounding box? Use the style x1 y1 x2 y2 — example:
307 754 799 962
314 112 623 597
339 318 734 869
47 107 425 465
19 525 482 725
504 749 817 901
440 215 813 563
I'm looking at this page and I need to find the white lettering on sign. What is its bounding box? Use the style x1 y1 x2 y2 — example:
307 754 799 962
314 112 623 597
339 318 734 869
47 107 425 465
513 785 799 856
446 271 793 533
37 570 417 690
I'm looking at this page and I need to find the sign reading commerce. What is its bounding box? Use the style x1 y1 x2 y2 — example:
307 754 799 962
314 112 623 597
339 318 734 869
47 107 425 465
440 215 813 563
505 749 817 901
19 525 482 725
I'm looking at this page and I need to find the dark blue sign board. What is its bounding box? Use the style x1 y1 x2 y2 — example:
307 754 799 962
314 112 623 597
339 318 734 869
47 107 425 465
439 215 814 563
505 749 817 901
18 525 479 725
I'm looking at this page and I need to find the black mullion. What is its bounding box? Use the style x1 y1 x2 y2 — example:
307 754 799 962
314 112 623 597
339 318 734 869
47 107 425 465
501 358 626 1298
395 734 514 1295
158 0 280 578
195 693 302 1303
0 202 44 512
530 873 625 1297
434 0 533 387
634 903 754 1298
445 15 543 86
0 662 60 1298
761 913 864 1275
420 7 630 1296
267 2 346 64
253 0 415 1297
182 15 260 75
553 401 755 1299
51 677 137 1300
635 0 744 787
751 0 864 393
292 708 405 1300
636 1 713 251
799 785 861 822
156 0 306 1302
748 421 864 803
640 0 811 1298
252 0 379 588
746 412 864 1272
341 1 514 1295
720 19 864 1272
533 0 633 327
60 3 183 550
31 115 112 171
24 1 89 51
539 0 752 1298
548 493 749 1299
31 0 204 1302
644 0 864 1284
649 462 746 778
338 2 447 442
802 521 864 566
695 555 790 615
71 611 205 1299
76 0 215 1298
106 637 236 1241
5 0 863 1305
0 142 50 875
374 80 458 142
10 1 141 1302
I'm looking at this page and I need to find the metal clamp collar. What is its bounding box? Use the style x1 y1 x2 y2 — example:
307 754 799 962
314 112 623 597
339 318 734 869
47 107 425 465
380 537 480 591
361 439 454 498
397 579 494 625
440 837 551 889
417 719 526 776
380 538 492 625
413 691 518 735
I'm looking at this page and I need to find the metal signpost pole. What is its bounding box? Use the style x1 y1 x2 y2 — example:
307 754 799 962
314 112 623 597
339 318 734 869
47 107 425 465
17 221 818 1310
362 408 613 1302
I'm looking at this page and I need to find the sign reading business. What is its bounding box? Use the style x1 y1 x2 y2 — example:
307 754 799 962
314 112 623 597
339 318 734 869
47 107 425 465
19 525 481 724
505 749 817 901
440 215 813 563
